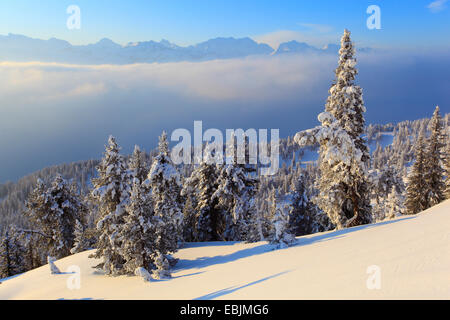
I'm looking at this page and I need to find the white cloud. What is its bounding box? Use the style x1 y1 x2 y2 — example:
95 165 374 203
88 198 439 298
0 62 108 103
427 0 448 13
0 56 336 105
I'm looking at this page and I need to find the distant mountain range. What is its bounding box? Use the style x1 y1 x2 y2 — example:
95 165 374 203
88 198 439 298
0 33 373 65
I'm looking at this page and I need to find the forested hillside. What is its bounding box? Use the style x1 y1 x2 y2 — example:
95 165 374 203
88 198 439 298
1 113 449 237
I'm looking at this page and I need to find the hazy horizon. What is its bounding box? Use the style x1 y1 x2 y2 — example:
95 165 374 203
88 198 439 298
1 1 449 49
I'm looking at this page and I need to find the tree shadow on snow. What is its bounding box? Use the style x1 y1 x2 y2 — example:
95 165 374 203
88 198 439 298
0 273 23 283
58 298 103 300
193 270 292 300
149 271 206 282
55 271 77 275
171 271 205 279
181 241 241 249
174 243 271 272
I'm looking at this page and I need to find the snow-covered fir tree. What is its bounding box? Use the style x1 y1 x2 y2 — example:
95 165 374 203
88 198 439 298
21 179 46 258
182 196 197 242
20 232 41 271
245 209 265 243
181 150 221 241
25 174 84 259
288 173 320 236
326 29 370 166
213 137 259 241
425 106 445 206
70 219 89 254
269 189 296 249
90 136 130 275
405 130 428 215
46 174 85 258
372 160 405 205
295 29 371 230
0 227 26 278
120 179 158 274
324 29 372 225
295 112 371 229
145 132 183 255
385 186 404 220
370 159 405 221
128 145 148 185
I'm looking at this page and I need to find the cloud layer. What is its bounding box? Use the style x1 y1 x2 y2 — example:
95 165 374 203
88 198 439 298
0 50 449 182
0 55 337 104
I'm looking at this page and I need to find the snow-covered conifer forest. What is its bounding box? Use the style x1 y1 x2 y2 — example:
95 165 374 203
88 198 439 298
0 30 449 298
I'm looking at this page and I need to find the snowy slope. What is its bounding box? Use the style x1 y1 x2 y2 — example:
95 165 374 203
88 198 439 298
1 200 449 300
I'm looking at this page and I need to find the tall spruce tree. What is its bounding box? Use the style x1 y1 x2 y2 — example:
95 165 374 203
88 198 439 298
245 206 265 243
425 106 445 206
213 137 259 241
295 30 371 229
288 174 318 236
23 179 48 256
326 30 370 165
21 232 41 271
121 179 157 274
181 151 222 241
373 160 405 204
268 188 296 248
70 219 89 254
90 136 130 275
128 145 148 185
0 230 14 278
128 144 153 239
405 130 428 215
25 175 84 259
386 186 404 219
326 29 371 226
182 196 197 242
48 175 85 258
145 132 183 255
0 228 26 278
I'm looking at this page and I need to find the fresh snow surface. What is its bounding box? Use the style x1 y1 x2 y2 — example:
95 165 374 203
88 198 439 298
1 200 449 300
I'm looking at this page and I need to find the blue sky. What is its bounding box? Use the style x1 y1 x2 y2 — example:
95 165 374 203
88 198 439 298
0 0 449 48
